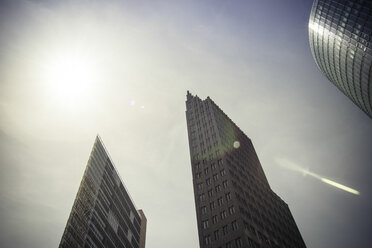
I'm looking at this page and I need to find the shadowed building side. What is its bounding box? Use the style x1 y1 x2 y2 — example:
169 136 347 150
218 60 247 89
137 210 147 248
186 91 306 248
59 135 146 248
309 0 372 118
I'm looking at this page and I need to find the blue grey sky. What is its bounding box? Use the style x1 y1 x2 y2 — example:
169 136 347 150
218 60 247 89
0 0 371 247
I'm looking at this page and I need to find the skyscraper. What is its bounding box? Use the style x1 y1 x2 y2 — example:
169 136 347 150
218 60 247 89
186 92 306 248
59 136 146 248
309 0 372 118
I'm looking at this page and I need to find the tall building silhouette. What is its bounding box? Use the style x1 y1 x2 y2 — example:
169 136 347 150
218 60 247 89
59 136 146 248
186 92 306 248
309 0 372 118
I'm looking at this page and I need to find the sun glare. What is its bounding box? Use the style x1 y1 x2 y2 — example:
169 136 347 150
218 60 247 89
43 52 98 106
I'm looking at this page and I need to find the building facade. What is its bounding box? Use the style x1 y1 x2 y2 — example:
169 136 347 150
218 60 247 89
186 92 306 248
309 0 372 118
59 136 146 248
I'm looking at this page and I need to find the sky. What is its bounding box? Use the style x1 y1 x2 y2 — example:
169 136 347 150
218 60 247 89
0 0 371 247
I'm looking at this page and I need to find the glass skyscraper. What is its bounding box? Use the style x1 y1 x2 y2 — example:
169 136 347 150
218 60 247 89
186 92 306 248
59 136 146 248
309 0 372 118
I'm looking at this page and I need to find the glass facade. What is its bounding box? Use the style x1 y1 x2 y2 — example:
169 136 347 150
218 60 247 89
309 0 372 118
186 92 306 248
59 136 146 248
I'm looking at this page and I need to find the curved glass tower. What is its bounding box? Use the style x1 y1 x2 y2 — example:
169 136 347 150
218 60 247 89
309 0 372 118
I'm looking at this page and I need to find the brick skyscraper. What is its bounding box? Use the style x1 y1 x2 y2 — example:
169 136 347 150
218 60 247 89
186 92 306 248
59 136 146 248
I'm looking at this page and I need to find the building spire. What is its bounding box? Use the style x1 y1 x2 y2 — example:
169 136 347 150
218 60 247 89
187 90 193 100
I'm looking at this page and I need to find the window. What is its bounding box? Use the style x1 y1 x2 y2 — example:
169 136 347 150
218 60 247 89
211 163 216 170
199 194 205 201
212 215 218 224
201 206 207 214
220 169 226 176
249 225 256 235
208 190 213 197
192 145 200 152
222 225 228 235
202 220 209 229
206 178 211 185
216 185 221 192
225 242 232 248
204 235 212 245
213 174 219 181
205 168 209 175
248 238 258 248
232 220 238 231
222 180 228 188
218 197 223 206
229 206 235 215
235 238 243 248
218 159 223 166
214 230 220 240
258 231 269 243
226 193 231 201
197 183 203 190
221 210 227 219
196 172 201 179
210 201 215 210
195 162 200 170
208 154 213 160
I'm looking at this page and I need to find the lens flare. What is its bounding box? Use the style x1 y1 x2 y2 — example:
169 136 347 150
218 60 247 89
233 141 240 149
321 178 360 195
276 158 360 195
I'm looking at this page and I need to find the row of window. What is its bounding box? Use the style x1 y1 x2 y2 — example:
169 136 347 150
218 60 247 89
209 198 234 212
195 159 224 170
201 205 236 225
199 191 232 203
197 178 228 192
188 115 215 131
192 144 221 161
195 168 226 180
204 236 243 248
189 129 218 145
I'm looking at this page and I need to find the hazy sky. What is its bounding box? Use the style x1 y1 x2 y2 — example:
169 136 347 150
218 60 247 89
1 0 371 247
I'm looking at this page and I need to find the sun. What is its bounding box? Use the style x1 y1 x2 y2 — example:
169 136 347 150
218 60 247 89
43 51 98 106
